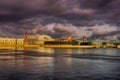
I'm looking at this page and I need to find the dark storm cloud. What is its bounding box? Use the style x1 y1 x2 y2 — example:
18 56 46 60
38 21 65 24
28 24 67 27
0 0 119 24
0 0 120 38
0 0 95 21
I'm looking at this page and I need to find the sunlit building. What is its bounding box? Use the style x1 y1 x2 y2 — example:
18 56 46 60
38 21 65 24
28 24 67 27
28 35 55 45
0 38 24 45
0 35 54 46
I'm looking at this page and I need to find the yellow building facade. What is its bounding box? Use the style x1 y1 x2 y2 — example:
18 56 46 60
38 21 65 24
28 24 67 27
0 35 54 46
0 38 24 46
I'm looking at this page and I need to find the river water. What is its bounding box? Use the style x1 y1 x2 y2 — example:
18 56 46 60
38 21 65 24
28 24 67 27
0 47 120 80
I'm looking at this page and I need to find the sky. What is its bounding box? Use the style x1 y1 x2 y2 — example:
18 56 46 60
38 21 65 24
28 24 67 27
0 0 120 38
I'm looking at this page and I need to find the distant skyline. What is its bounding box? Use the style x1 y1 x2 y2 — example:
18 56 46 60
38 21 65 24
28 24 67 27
0 0 120 38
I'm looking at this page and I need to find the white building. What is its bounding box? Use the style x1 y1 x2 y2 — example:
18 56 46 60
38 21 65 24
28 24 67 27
28 35 54 45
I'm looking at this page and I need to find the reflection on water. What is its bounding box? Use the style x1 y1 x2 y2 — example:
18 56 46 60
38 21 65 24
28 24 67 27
0 47 120 80
37 47 54 53
30 47 54 54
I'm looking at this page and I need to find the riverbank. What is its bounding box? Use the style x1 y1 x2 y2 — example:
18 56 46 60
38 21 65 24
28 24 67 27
40 45 95 48
0 44 96 48
0 44 119 48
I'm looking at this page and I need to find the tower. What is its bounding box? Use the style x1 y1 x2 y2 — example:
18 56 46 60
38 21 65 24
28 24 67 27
83 36 86 42
24 31 28 45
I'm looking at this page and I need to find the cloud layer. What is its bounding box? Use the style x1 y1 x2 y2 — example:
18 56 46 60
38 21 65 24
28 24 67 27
0 0 120 23
0 0 120 38
0 22 119 39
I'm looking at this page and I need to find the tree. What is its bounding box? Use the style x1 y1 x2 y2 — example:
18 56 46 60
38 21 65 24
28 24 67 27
102 42 107 45
72 40 79 45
